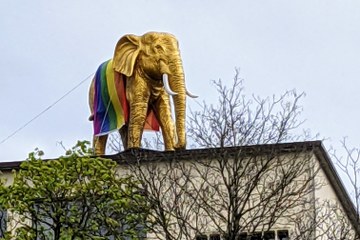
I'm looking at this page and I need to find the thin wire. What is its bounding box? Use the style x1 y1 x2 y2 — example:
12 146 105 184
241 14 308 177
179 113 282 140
100 98 112 133
0 73 94 145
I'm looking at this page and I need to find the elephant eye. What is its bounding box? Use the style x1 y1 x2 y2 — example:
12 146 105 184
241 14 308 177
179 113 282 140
155 45 164 52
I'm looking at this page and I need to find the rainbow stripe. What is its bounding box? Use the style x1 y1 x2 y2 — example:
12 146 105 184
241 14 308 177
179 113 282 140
93 59 159 136
93 59 128 136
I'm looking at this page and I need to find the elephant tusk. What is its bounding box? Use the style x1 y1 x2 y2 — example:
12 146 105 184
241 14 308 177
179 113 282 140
186 89 198 98
162 73 178 96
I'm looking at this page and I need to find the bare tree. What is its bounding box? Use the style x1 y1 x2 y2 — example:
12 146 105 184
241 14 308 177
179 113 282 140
322 138 360 240
333 139 360 220
127 154 198 240
291 199 358 240
287 137 360 240
187 145 321 239
185 70 316 240
187 69 306 148
123 70 326 240
108 127 164 153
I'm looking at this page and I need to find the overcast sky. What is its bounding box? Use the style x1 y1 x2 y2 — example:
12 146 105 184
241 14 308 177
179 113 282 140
1 0 360 161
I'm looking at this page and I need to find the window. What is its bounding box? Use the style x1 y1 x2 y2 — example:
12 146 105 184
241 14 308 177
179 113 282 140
196 230 288 240
278 230 289 240
196 234 208 240
238 232 247 240
118 222 146 240
33 203 54 240
250 232 262 240
0 208 6 238
264 231 275 240
209 234 221 240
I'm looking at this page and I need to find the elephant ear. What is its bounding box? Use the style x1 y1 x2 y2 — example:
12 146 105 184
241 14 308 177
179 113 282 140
113 34 141 77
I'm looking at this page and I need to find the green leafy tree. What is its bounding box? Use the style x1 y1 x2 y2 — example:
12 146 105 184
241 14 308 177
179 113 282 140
2 141 147 240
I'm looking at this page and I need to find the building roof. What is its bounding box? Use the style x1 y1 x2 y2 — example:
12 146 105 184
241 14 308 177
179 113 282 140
1 140 359 234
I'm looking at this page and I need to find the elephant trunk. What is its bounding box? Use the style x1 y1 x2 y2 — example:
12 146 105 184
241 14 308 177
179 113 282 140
165 57 187 149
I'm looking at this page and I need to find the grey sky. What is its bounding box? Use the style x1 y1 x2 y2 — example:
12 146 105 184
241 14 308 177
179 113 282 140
1 0 360 161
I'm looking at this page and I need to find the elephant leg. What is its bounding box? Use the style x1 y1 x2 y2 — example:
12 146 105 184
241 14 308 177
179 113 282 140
119 125 128 150
155 95 175 150
93 135 108 155
127 102 148 148
126 74 150 149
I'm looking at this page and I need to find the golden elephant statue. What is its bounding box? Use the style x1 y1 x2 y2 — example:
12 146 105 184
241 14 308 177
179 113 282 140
89 32 197 155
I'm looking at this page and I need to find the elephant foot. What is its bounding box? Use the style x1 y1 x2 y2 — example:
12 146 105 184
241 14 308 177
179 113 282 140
174 147 186 151
164 147 175 151
127 147 140 151
174 143 186 150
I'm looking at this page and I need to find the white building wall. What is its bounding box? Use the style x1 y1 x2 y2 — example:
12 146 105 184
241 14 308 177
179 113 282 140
0 148 357 240
313 161 356 239
117 152 320 240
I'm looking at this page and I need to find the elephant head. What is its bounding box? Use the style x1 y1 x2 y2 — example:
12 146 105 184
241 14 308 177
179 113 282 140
89 32 196 154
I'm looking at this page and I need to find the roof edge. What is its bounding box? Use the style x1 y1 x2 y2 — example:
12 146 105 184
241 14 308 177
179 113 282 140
0 141 323 171
313 143 360 236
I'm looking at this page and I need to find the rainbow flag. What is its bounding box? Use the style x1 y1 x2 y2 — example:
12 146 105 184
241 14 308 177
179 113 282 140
93 59 160 136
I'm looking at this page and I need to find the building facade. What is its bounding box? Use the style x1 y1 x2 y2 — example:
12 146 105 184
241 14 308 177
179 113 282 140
0 141 359 239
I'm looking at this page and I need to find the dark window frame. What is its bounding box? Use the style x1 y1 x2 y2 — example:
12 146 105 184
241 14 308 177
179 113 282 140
277 230 289 240
196 234 208 240
209 233 221 240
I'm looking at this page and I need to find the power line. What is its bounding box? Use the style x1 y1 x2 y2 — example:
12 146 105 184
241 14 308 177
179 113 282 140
0 73 94 145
